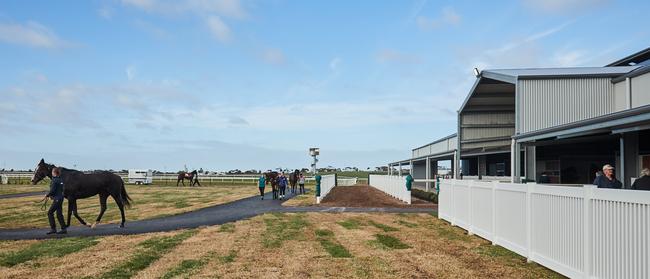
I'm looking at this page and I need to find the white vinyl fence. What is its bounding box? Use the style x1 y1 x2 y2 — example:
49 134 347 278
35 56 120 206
316 174 337 204
368 175 411 204
439 179 650 279
337 177 358 186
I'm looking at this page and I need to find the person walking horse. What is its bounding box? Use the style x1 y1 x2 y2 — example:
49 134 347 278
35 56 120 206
279 173 288 199
46 167 66 235
258 175 266 200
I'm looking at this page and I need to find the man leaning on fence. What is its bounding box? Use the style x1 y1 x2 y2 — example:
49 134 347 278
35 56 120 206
592 164 622 189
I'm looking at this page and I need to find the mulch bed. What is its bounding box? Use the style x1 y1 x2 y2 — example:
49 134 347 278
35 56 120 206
318 185 437 208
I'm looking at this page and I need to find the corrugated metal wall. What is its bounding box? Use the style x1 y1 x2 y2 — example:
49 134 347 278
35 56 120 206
518 78 615 134
460 111 515 152
412 136 457 158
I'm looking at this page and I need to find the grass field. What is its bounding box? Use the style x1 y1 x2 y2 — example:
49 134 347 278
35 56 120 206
0 212 563 278
0 184 259 229
0 185 47 195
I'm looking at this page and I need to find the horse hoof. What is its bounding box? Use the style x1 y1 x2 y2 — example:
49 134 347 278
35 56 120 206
119 224 125 228
91 222 98 229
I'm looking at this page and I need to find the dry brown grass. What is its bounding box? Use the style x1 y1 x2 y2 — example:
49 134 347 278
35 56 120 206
0 184 258 229
0 213 563 278
0 185 46 195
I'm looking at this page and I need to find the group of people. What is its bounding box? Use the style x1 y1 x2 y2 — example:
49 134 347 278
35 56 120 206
592 164 650 190
257 171 306 200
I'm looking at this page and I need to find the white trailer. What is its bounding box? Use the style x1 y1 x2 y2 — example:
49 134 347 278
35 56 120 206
128 169 153 185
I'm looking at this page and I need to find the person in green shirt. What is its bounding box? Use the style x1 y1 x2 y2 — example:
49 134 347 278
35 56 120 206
258 175 265 200
405 174 413 191
315 174 322 197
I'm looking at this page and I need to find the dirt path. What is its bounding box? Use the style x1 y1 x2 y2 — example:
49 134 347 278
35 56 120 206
319 185 436 208
0 190 435 240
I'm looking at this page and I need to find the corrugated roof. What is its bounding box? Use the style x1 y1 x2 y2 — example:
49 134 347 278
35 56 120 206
606 47 650 66
482 66 639 83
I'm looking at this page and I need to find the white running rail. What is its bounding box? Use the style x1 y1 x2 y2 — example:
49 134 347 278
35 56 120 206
316 174 336 204
368 175 411 204
439 179 650 279
337 177 358 186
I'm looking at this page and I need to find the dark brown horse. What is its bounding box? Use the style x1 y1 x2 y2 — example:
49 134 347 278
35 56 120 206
289 170 299 194
177 170 200 186
264 171 280 200
31 159 132 228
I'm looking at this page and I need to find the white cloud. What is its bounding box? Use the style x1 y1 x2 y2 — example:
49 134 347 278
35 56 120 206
98 6 114 19
329 57 341 71
206 16 231 42
417 7 461 30
125 65 137 80
261 48 285 65
552 50 589 67
0 21 72 49
523 0 608 14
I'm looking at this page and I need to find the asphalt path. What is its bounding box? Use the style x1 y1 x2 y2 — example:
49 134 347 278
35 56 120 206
0 191 48 199
0 190 436 240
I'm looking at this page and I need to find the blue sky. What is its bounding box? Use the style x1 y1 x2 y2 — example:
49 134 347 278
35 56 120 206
1 0 649 171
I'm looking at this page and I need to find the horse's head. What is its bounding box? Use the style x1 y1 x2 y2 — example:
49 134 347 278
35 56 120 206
31 158 53 185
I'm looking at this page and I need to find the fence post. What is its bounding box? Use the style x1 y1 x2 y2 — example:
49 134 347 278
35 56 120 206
492 181 497 245
468 181 474 235
583 185 594 279
450 179 456 226
526 183 533 262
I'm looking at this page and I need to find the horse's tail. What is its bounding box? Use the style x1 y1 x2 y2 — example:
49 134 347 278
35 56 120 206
120 179 132 208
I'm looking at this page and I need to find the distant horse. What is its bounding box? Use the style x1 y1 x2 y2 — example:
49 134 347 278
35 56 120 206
264 171 280 200
177 170 200 186
289 170 299 194
31 159 132 228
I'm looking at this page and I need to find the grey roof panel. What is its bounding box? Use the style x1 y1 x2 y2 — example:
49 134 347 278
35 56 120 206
482 66 639 80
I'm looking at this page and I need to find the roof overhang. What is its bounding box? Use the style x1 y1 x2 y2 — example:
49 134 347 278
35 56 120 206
411 133 457 151
515 104 650 143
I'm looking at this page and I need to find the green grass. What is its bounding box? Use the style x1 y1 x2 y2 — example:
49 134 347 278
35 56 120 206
337 218 363 230
218 250 238 263
100 230 196 279
0 237 98 267
431 221 473 243
314 229 352 258
173 200 190 208
218 223 235 233
369 234 411 250
161 252 215 279
474 245 566 278
262 214 310 248
368 221 399 232
396 220 418 228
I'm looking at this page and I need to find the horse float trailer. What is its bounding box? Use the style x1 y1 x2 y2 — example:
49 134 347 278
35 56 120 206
128 169 153 185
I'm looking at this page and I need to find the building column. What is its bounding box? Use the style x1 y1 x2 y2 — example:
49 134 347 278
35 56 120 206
525 146 536 182
399 163 402 176
425 158 431 192
478 155 486 179
623 132 639 188
388 164 392 175
454 150 460 179
511 139 521 183
620 136 625 188
409 160 413 176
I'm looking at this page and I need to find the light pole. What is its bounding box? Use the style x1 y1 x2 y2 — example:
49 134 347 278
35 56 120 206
309 148 320 175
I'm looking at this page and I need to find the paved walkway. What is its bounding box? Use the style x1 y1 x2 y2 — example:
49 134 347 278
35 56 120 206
0 191 47 199
0 191 436 240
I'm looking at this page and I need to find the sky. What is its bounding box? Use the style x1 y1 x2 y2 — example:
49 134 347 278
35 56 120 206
0 0 649 172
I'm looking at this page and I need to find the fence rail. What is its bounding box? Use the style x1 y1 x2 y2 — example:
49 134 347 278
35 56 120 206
368 175 411 204
439 179 650 279
316 174 337 204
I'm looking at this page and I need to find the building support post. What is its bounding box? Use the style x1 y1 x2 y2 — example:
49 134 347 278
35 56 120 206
399 163 402 176
511 139 521 183
425 158 431 192
620 135 625 188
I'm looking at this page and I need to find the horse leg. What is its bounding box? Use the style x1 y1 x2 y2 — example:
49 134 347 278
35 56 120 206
66 199 73 228
111 194 127 228
91 193 109 229
71 199 89 227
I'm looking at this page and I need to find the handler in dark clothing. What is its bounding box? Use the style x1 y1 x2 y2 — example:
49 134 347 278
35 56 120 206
592 164 622 189
46 167 66 235
632 168 650 190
